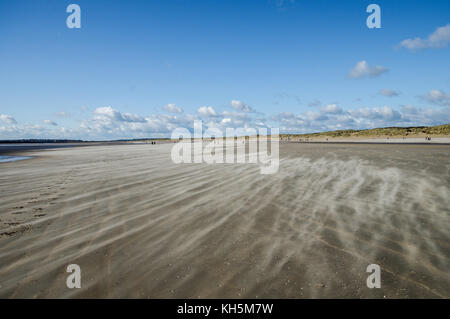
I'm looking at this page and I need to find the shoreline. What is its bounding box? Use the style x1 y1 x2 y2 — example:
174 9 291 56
0 155 33 163
0 141 155 156
1 138 450 159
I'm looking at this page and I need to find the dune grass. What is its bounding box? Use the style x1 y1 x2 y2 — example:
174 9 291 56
280 124 450 139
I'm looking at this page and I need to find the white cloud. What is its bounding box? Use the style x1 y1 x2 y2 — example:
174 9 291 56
163 103 183 114
0 114 17 124
349 106 402 121
420 89 450 107
197 106 217 117
44 120 58 126
272 112 308 128
348 60 388 79
2 98 449 140
305 111 329 121
399 24 450 51
78 103 448 138
321 104 343 114
399 105 450 126
380 89 400 97
94 106 146 123
221 110 249 120
0 123 77 140
270 105 441 133
230 100 253 113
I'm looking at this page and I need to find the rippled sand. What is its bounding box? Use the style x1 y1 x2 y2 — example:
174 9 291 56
0 143 449 298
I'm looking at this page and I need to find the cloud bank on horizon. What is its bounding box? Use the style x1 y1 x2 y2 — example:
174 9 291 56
1 91 449 140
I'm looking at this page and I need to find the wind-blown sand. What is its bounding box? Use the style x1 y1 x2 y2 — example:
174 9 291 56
0 143 449 298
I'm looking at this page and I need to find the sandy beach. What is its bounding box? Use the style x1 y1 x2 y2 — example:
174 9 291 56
0 142 449 298
280 137 450 144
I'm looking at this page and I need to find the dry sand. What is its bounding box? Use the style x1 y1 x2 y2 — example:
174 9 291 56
0 143 449 298
281 136 450 144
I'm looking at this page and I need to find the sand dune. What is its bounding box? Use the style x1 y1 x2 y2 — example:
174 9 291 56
0 143 449 298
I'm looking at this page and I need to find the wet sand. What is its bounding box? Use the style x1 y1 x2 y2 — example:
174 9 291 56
0 143 449 298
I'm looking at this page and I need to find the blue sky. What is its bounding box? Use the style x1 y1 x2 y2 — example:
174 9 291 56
0 0 449 140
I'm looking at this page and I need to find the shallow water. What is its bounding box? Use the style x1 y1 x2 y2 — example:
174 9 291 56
0 156 32 163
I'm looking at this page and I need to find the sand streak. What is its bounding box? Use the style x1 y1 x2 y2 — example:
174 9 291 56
0 143 449 298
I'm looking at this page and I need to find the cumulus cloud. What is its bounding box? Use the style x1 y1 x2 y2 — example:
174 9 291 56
270 103 448 133
230 100 253 113
348 60 388 79
399 24 450 51
80 113 185 139
272 112 308 128
80 103 449 138
197 106 217 117
420 89 450 107
380 89 400 97
94 106 146 123
0 123 76 140
321 104 343 114
3 99 449 140
399 105 450 126
306 111 329 121
74 102 266 140
349 106 402 122
163 103 183 114
44 120 58 126
0 114 17 124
